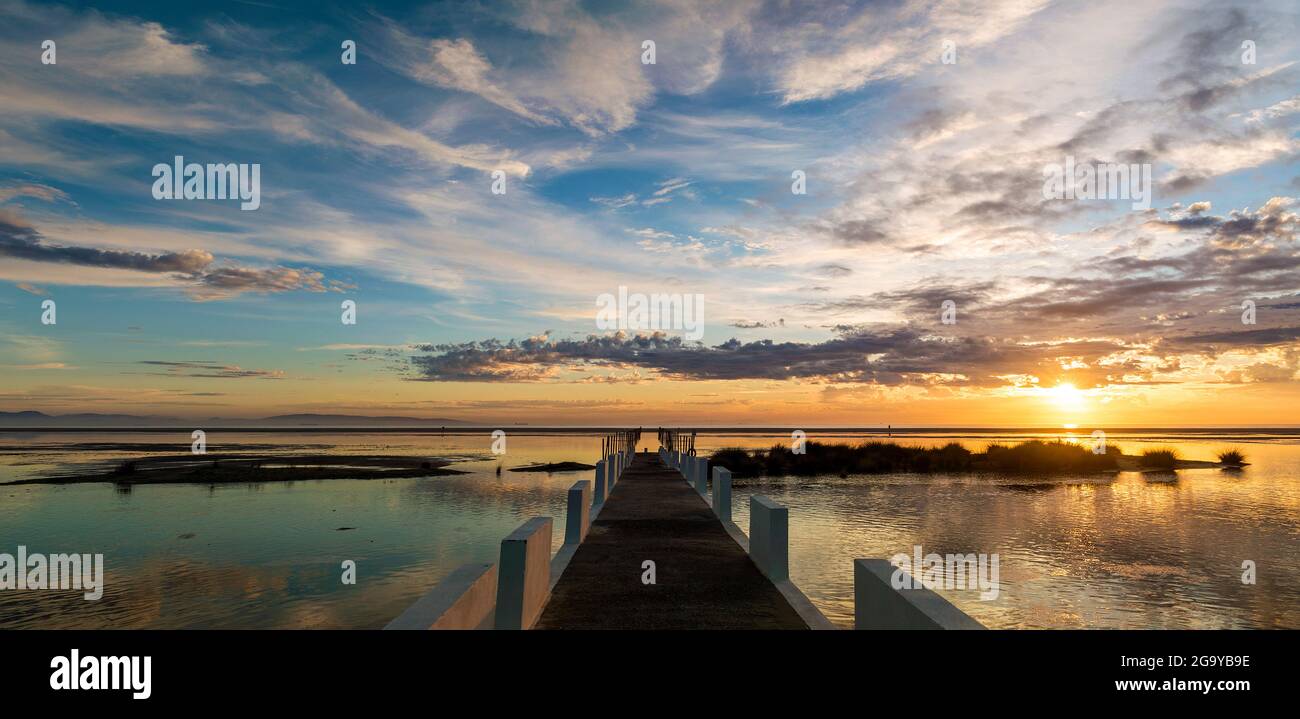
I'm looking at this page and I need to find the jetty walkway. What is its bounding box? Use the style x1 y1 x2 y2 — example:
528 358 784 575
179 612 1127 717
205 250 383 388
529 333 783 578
534 451 805 629
385 429 984 631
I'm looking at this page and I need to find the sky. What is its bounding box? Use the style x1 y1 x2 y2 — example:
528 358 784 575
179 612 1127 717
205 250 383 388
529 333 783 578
0 0 1298 426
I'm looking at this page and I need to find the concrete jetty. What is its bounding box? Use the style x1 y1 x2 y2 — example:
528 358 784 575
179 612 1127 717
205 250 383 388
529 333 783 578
387 428 984 630
534 451 808 629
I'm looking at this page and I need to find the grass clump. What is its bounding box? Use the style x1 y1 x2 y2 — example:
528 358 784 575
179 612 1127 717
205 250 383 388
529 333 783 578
710 438 1119 478
980 440 1120 473
1137 447 1179 469
1216 448 1247 466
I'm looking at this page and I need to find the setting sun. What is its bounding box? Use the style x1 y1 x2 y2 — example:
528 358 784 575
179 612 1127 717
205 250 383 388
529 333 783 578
1046 382 1086 412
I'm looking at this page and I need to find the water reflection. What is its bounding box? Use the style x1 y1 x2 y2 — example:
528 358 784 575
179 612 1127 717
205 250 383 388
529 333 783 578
1 431 1297 629
0 433 603 628
717 436 1300 629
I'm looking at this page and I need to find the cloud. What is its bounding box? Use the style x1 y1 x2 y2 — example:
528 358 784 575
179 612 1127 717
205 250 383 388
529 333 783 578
0 209 213 272
418 38 557 125
0 182 70 204
769 0 1051 104
591 177 696 210
62 18 207 78
0 208 335 298
365 1 757 136
404 327 1131 388
134 360 285 380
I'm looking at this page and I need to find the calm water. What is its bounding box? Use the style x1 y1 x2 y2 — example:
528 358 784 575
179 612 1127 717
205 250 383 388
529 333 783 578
0 432 594 629
1 430 1297 629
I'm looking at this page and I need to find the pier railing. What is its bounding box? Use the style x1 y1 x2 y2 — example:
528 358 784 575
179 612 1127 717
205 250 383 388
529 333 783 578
388 433 985 630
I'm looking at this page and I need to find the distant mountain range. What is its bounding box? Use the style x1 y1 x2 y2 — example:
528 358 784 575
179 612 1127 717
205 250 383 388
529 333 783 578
0 411 468 428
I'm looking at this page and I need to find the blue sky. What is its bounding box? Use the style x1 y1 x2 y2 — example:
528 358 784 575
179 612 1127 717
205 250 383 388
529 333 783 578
1 0 1298 425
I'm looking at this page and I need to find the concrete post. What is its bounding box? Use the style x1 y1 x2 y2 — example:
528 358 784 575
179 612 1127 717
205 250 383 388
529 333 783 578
694 457 708 495
749 495 789 581
593 460 607 505
566 480 591 544
712 467 731 523
853 559 985 630
384 563 498 630
494 517 553 630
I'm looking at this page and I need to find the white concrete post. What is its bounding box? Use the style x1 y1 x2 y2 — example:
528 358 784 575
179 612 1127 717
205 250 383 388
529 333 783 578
694 457 708 495
384 563 497 630
749 495 789 581
712 467 731 523
566 480 591 544
853 559 985 630
593 459 607 505
494 517 553 630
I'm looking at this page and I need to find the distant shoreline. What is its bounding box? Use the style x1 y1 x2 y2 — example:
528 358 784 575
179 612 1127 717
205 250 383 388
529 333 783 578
2 426 1299 435
2 454 467 486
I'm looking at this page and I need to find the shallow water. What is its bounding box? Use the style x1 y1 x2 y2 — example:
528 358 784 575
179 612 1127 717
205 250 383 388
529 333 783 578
0 432 596 629
1 430 1297 629
714 432 1300 629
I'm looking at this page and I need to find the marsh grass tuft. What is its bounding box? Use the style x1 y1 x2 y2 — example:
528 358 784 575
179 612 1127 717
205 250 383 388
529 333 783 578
1138 448 1179 469
711 439 1119 478
1216 448 1247 466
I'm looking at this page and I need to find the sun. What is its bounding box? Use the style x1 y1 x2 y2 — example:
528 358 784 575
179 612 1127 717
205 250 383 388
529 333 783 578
1045 382 1086 411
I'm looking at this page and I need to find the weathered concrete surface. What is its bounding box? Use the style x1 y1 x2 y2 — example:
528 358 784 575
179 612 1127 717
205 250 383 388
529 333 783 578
853 559 986 630
495 517 553 630
384 562 497 630
535 452 807 630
